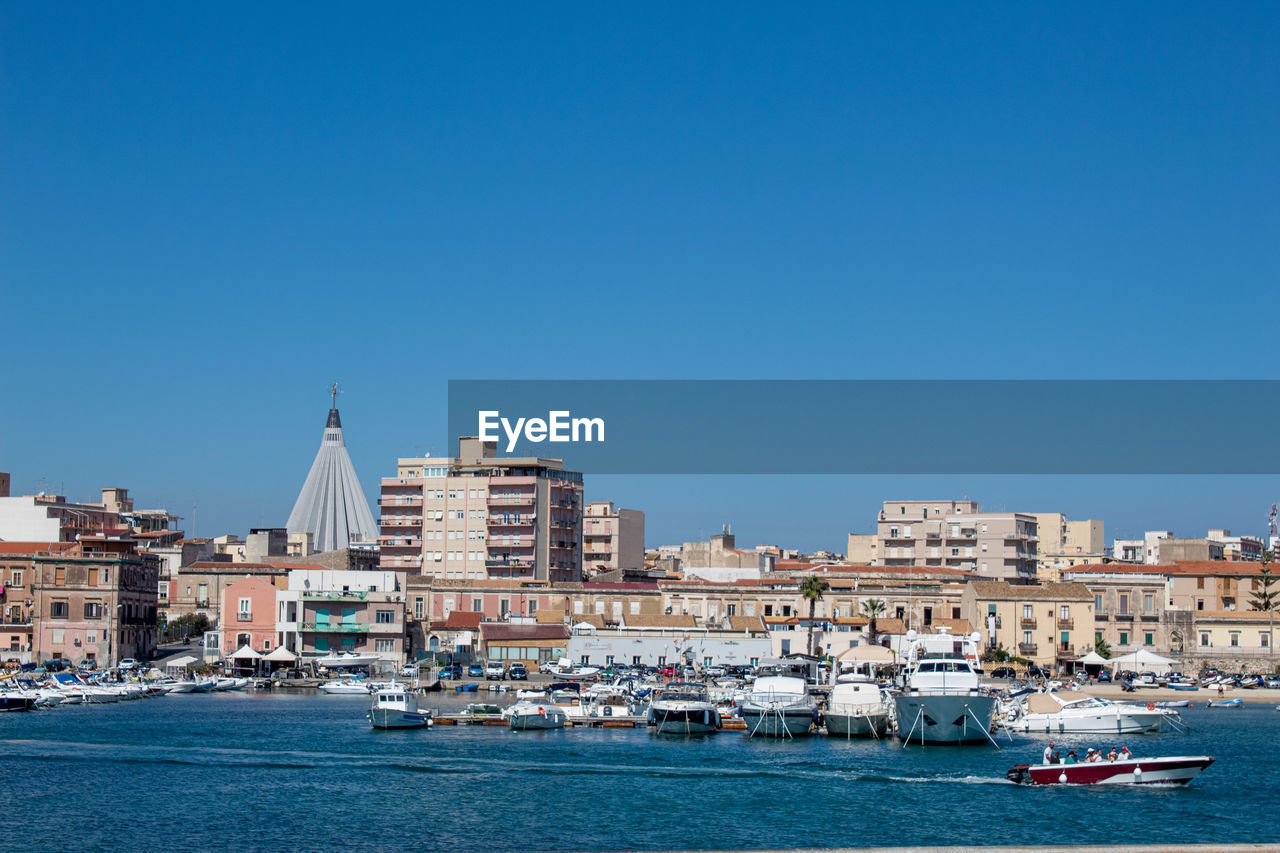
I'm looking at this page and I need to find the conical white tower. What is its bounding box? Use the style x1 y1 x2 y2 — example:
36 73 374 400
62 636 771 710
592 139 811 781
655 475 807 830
286 385 378 552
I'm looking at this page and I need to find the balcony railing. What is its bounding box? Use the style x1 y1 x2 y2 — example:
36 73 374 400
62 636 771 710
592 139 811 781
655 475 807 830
303 590 369 601
1018 643 1038 655
300 622 370 633
236 613 253 622
1114 612 1134 621
1020 618 1037 628
489 496 535 506
1057 619 1074 629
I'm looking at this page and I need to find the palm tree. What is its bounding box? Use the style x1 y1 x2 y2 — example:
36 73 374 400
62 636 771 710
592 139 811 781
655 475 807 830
799 575 829 657
861 598 886 645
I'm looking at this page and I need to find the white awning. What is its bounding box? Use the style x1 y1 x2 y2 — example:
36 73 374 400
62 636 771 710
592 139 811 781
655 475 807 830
229 645 262 659
165 655 198 669
262 646 298 662
835 645 899 663
1108 649 1178 671
1074 651 1109 665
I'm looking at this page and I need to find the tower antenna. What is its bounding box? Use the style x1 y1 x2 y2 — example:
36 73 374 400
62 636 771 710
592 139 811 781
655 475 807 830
329 381 341 408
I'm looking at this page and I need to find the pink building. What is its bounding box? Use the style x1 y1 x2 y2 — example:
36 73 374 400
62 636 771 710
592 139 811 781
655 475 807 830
221 576 282 655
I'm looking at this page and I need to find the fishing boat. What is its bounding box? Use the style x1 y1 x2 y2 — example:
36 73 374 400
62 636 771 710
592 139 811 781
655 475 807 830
367 683 433 729
320 679 370 695
454 682 479 693
1207 698 1243 708
824 679 889 738
740 675 816 737
1006 755 1214 786
545 658 600 682
507 701 567 730
649 682 722 734
1006 692 1181 735
893 629 998 746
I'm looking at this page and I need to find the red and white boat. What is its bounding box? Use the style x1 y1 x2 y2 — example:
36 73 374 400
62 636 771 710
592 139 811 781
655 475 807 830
1007 755 1214 786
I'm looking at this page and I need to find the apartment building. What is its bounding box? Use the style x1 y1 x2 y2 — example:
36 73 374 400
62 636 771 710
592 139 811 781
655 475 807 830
1031 514 1106 579
380 437 584 583
1209 529 1265 561
220 576 286 656
845 534 878 565
0 487 180 543
876 500 1039 580
960 581 1094 668
1061 565 1186 656
277 569 406 666
582 501 644 574
27 537 160 667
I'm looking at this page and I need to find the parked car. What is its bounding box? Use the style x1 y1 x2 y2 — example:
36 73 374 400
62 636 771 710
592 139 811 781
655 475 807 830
703 665 726 678
1265 675 1280 689
507 662 528 680
439 663 463 680
467 663 485 679
399 664 418 678
658 665 675 678
1097 669 1112 683
118 658 140 671
988 666 1018 680
485 660 505 680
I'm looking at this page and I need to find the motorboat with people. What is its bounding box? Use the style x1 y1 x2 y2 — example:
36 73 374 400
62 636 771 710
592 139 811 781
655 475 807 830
367 683 433 729
507 701 568 730
893 629 998 745
824 678 890 738
1007 754 1214 785
1005 691 1183 734
740 675 816 737
649 682 722 734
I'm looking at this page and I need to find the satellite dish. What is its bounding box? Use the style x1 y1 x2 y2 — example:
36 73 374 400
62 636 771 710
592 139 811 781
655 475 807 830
905 629 918 642
970 631 982 644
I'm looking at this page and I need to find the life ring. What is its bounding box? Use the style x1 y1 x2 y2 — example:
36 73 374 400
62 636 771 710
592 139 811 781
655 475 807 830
1146 702 1155 711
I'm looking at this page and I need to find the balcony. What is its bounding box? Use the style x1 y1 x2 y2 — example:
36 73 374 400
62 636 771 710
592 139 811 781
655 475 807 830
303 590 369 602
300 622 369 633
1020 618 1037 628
379 517 422 528
1057 619 1074 629
1139 614 1159 622
1095 613 1109 621
1114 612 1134 622
236 613 253 622
486 559 532 570
1018 643 1038 655
489 515 534 526
378 496 422 507
489 495 535 506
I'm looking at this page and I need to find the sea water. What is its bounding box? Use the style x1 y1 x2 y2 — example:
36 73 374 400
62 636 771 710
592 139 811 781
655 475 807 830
1 692 1275 852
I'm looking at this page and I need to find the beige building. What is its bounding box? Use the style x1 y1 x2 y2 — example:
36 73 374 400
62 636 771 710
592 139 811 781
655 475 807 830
1061 565 1187 656
380 437 584 583
582 501 644 575
961 581 1095 668
877 500 1039 580
846 533 878 564
1032 515 1106 580
1192 610 1277 657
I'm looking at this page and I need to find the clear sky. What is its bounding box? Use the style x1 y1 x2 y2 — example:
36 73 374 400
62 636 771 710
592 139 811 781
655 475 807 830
3 4 1278 550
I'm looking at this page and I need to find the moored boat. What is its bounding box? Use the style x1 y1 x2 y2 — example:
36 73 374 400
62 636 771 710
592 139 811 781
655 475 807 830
1006 692 1181 735
507 701 567 730
740 675 816 737
1207 698 1242 708
825 679 889 738
649 682 721 734
893 629 998 746
1007 755 1214 785
367 683 433 729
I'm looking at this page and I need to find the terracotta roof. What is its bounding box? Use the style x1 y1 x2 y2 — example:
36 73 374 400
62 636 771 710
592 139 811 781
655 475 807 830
570 614 607 629
433 611 483 631
479 623 569 641
534 610 568 624
873 618 907 635
969 581 1092 601
622 613 697 629
833 616 869 626
582 581 659 591
1068 561 1273 577
0 542 75 556
932 618 975 635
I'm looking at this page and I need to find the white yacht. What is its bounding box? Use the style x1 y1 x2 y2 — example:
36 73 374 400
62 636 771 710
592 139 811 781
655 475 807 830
649 682 721 734
893 629 998 745
1006 691 1182 735
740 676 816 737
825 679 890 738
367 683 433 729
507 701 568 730
319 679 370 695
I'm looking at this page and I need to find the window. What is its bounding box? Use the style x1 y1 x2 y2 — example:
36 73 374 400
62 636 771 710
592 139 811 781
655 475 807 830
1094 594 1102 610
375 639 395 652
1229 632 1240 647
1200 632 1210 647
414 598 424 619
1119 631 1128 646
1059 605 1069 620
1118 594 1129 615
1196 577 1205 589
1060 632 1069 649
375 610 394 624
50 601 68 619
1143 594 1153 612
1144 632 1154 646
1022 631 1032 644
745 603 755 617
52 628 64 644
88 568 99 585
1263 634 1271 649
238 598 251 620
573 600 583 614
10 569 21 586
84 602 103 619
1095 631 1103 644
630 601 640 615
727 604 736 617
632 655 642 665
1023 604 1033 618
471 598 483 612
605 655 615 665
763 604 773 617
594 600 605 614
54 567 65 586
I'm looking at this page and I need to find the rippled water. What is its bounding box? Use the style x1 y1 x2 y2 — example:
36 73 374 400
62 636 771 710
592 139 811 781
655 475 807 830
2 692 1275 852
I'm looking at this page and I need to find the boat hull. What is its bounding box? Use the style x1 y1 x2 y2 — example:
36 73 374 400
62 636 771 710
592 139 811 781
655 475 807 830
825 711 889 738
1026 756 1213 785
652 705 721 735
894 694 998 745
509 708 566 730
0 696 36 712
1009 709 1168 735
740 707 815 737
368 709 432 729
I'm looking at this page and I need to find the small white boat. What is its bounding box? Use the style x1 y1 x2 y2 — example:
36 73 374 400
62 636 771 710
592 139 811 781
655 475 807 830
515 689 548 700
825 679 890 738
367 683 433 729
507 701 567 730
546 658 600 682
1008 755 1214 786
320 679 370 695
649 682 721 734
1007 692 1180 735
316 652 381 669
740 676 816 737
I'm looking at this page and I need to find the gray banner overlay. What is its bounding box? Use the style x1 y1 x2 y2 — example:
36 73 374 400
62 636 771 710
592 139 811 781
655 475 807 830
446 380 1280 474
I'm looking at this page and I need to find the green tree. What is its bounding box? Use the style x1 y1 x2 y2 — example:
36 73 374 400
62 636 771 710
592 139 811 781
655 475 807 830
861 598 887 645
1094 638 1112 659
800 575 829 657
1251 550 1276 656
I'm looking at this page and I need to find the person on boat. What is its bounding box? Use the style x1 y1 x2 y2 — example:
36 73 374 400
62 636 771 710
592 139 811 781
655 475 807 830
1119 746 1132 760
1107 748 1119 761
1044 742 1055 764
1064 750 1078 764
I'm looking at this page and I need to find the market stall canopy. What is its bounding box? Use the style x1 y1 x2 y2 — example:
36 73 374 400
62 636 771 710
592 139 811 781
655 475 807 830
262 646 298 662
835 644 899 663
229 645 262 659
165 655 198 669
1074 651 1109 665
1107 649 1177 671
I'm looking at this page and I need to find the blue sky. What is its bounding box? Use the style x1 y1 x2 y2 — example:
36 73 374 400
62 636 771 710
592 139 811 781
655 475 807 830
2 4 1278 550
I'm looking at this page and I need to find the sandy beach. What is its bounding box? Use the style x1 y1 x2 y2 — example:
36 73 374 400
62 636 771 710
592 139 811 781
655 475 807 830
1073 683 1280 704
